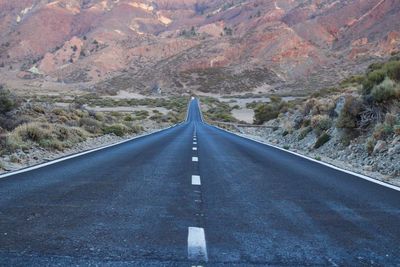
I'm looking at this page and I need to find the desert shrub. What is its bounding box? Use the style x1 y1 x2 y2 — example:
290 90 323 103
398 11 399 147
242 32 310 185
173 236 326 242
362 69 386 95
32 105 45 114
394 125 400 135
103 124 129 137
79 117 102 134
53 125 87 144
124 114 133 121
298 126 312 141
365 137 375 155
253 97 287 125
340 75 365 87
314 132 331 149
131 125 143 134
150 113 163 122
74 109 88 118
311 115 332 136
0 87 19 113
367 62 385 73
370 78 400 103
38 139 64 150
384 112 398 126
14 123 51 142
373 123 393 140
52 108 68 117
384 60 400 82
336 96 362 129
95 112 105 121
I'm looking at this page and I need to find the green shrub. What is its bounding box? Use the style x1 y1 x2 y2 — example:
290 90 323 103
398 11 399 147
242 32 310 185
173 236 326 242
314 132 331 149
79 117 102 134
336 96 362 129
298 126 312 141
15 123 51 142
103 124 129 137
367 62 385 73
131 125 143 134
373 123 393 140
253 97 287 125
311 115 332 136
362 69 386 95
52 108 68 117
0 87 19 113
124 114 133 121
95 112 105 121
394 124 400 135
385 60 400 82
370 78 400 103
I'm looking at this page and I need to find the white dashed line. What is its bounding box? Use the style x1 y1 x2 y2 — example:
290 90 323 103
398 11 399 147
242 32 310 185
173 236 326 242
193 142 197 145
192 175 201 185
188 227 208 262
192 157 198 162
193 147 197 151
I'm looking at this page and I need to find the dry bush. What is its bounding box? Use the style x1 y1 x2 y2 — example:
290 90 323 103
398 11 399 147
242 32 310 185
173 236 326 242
373 123 393 140
311 115 332 136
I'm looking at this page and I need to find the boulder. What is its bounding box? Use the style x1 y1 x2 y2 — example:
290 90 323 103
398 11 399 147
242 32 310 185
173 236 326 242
373 140 387 154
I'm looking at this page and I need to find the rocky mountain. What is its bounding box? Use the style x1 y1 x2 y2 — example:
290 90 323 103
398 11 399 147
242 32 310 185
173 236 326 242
0 0 399 94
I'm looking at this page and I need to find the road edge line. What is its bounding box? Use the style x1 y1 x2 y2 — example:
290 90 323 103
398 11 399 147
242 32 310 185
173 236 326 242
0 123 181 179
210 124 400 192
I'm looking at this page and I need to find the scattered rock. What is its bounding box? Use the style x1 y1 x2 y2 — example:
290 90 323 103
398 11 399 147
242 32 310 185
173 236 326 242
388 144 400 155
373 140 387 154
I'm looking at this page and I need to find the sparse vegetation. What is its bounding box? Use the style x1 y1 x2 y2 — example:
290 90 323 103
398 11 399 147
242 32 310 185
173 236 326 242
231 57 399 178
0 87 189 169
314 132 331 149
253 96 288 125
200 97 237 122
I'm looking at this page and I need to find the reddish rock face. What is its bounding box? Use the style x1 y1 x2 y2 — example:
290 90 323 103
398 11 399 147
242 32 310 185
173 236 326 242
0 0 399 93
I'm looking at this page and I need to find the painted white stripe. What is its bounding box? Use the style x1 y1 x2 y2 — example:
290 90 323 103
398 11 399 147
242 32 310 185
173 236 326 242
211 125 400 192
192 157 198 162
193 142 197 145
193 147 197 151
192 175 201 185
0 123 182 179
188 227 208 262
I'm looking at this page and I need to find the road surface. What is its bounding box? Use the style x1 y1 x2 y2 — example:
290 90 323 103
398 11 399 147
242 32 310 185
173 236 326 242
0 99 399 266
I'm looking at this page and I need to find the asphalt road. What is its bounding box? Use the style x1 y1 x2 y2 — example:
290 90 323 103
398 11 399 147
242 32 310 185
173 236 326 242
0 99 399 266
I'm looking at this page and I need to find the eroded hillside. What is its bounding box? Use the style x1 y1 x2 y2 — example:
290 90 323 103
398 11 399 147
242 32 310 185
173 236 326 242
0 0 399 94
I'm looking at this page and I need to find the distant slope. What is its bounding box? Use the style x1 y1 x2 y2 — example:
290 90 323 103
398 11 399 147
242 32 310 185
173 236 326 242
0 0 399 94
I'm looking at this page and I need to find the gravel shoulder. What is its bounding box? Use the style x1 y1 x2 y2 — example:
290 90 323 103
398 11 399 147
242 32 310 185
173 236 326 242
0 121 172 175
232 126 400 188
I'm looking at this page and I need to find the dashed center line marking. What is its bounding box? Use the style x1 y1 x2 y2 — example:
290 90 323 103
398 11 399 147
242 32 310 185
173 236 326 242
188 227 208 262
193 142 197 145
192 175 201 185
193 147 197 151
192 157 198 162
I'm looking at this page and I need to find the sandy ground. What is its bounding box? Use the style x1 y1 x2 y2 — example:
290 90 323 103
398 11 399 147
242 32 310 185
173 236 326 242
232 108 254 123
84 105 169 114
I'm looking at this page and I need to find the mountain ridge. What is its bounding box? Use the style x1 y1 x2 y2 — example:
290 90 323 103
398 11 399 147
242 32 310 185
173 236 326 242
0 0 399 94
